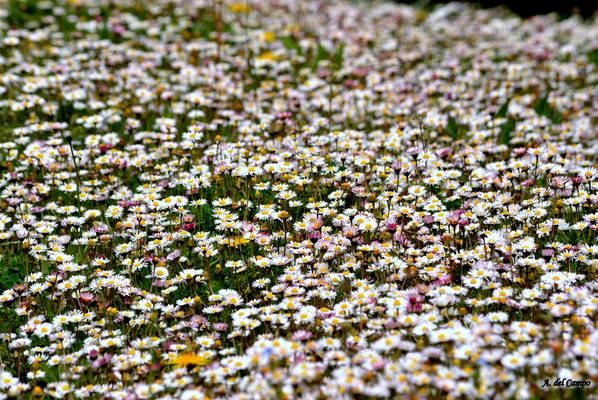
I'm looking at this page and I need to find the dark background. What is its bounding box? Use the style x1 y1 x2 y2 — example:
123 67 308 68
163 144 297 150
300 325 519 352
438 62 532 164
397 0 597 18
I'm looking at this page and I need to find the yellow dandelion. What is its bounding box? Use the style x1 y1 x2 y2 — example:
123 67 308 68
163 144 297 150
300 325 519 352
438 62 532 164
229 236 250 248
262 31 276 42
170 352 210 368
257 51 280 62
229 3 250 13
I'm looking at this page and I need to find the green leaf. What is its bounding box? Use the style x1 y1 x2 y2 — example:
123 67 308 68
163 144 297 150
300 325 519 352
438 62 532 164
280 36 301 53
588 49 598 66
0 254 27 291
446 115 459 140
333 43 345 69
534 95 563 124
498 119 516 146
572 387 587 400
496 99 510 118
211 279 229 292
315 43 330 65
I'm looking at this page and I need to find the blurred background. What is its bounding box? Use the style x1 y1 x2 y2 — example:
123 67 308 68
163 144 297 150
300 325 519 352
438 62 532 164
397 0 597 18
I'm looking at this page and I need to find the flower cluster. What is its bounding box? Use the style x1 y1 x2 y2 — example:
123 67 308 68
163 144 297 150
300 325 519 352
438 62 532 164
0 0 596 399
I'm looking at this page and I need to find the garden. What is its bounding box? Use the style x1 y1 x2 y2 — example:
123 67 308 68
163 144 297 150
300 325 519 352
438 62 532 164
0 0 596 398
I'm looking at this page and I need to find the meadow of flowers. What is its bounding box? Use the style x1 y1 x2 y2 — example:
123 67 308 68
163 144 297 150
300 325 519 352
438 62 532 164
0 0 596 398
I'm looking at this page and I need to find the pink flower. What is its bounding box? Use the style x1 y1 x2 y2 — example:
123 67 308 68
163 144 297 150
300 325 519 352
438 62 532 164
212 322 228 332
513 147 527 157
310 218 323 231
110 24 126 36
542 248 554 258
407 292 423 312
433 274 452 286
79 292 95 304
308 231 321 241
292 330 313 341
423 215 435 224
183 223 196 230
166 249 181 261
152 279 166 288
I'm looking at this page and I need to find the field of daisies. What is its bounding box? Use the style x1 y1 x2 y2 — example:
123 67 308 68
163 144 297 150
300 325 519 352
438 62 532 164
0 0 597 398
